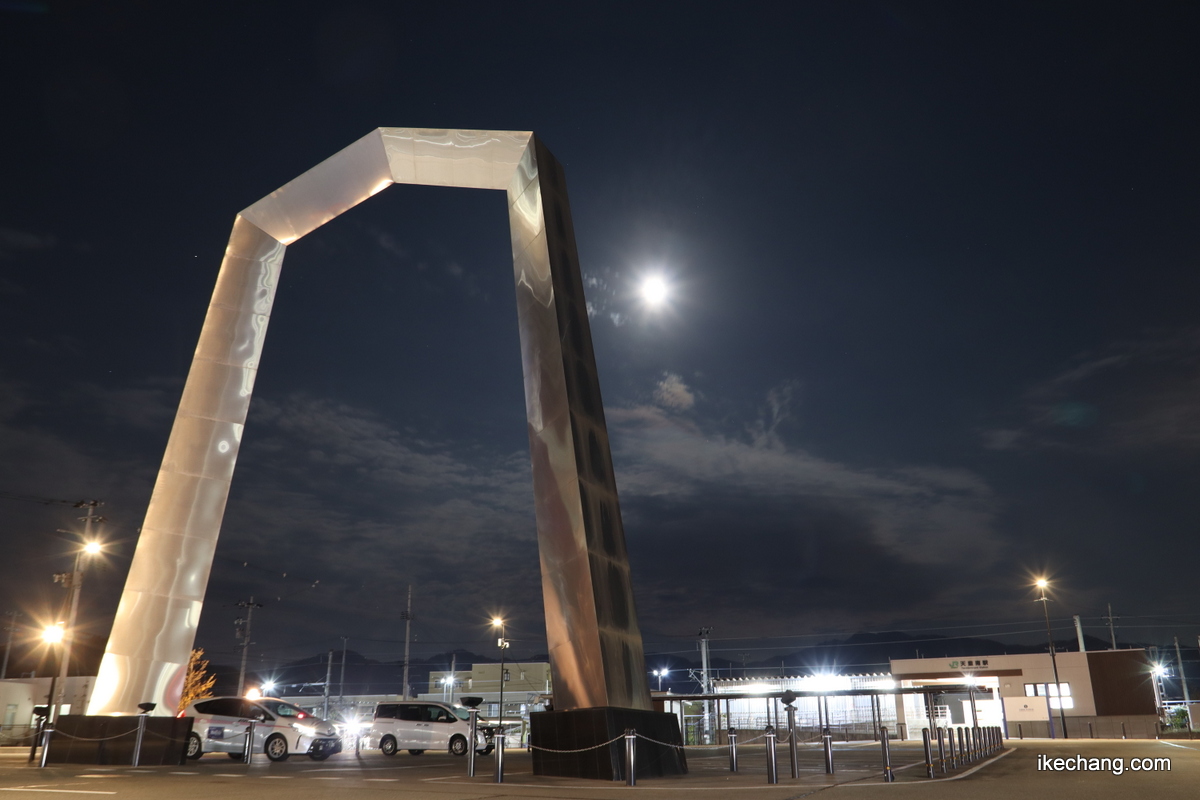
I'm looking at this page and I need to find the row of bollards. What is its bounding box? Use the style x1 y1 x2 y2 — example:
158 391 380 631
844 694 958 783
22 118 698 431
575 721 1005 788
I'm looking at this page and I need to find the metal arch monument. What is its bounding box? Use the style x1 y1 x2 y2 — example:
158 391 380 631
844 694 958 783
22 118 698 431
89 129 684 778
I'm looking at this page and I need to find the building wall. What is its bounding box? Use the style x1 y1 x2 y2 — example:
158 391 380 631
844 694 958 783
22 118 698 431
0 677 95 742
429 662 552 699
891 652 1098 716
1086 650 1155 716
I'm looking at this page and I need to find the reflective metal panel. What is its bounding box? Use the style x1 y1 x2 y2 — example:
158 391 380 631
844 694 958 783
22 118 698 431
93 129 651 716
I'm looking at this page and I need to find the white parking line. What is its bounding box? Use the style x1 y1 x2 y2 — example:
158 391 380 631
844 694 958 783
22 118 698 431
0 789 116 795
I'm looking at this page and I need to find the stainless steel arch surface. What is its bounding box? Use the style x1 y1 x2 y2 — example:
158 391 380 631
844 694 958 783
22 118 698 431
89 129 652 716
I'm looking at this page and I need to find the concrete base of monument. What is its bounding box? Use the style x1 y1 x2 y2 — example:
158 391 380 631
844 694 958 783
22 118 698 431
530 707 688 780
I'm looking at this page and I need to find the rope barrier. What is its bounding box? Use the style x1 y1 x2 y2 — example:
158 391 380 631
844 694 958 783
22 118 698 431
49 729 138 742
527 735 625 754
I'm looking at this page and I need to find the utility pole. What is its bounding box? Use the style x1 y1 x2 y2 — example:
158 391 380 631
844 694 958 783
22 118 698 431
401 586 413 699
1104 603 1119 649
340 637 348 706
1 611 20 679
1074 615 1086 652
235 597 263 696
323 649 333 719
699 627 712 744
447 653 457 703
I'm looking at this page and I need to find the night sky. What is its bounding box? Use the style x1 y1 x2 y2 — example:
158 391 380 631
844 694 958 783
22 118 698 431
2 1 1199 679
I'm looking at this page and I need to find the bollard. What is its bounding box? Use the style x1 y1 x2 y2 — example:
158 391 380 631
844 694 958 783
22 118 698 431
467 709 478 777
495 726 505 783
37 723 54 768
1122 722 1127 740
787 705 799 779
957 727 966 764
1017 723 1023 740
625 729 636 786
243 720 256 764
728 727 738 772
765 725 778 784
132 714 147 767
823 730 835 775
922 728 935 779
936 727 947 773
880 726 895 782
1089 722 1094 739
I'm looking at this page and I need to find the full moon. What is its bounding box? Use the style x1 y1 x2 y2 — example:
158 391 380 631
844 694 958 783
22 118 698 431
641 275 669 306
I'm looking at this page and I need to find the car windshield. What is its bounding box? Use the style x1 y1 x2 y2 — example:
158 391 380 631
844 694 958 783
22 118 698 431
451 706 470 721
258 700 310 719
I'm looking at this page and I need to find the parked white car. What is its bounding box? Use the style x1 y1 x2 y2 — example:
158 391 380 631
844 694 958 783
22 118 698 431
182 696 341 761
367 701 492 756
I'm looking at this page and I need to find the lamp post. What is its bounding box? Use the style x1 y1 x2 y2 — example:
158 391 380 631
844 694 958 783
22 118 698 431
492 618 509 730
1035 579 1069 739
53 539 103 718
653 669 668 692
43 624 64 722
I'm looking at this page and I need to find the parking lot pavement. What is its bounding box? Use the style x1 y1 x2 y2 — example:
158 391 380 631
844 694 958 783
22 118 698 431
1 738 1197 799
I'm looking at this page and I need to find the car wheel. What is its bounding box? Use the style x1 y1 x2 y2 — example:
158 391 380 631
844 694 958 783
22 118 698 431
309 749 330 761
185 733 203 760
476 744 494 756
380 735 397 756
264 734 289 762
449 735 468 757
408 749 425 755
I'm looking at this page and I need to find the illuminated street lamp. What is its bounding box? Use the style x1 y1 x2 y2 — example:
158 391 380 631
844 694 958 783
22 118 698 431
53 537 104 719
492 618 509 729
42 624 64 724
652 668 669 692
1034 577 1069 739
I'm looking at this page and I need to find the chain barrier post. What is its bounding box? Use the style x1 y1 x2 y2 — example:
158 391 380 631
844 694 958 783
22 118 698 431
922 728 935 779
132 714 147 767
243 720 255 764
625 729 637 786
823 729 835 774
494 724 505 783
786 705 799 778
956 727 965 764
880 726 894 782
936 726 947 773
37 722 54 768
764 724 778 784
467 708 478 777
728 726 738 772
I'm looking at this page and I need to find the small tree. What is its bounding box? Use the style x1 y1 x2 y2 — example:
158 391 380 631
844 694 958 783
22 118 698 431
178 648 216 713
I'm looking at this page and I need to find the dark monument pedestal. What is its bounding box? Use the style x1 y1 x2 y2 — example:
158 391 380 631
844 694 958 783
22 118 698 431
45 716 193 765
530 707 687 780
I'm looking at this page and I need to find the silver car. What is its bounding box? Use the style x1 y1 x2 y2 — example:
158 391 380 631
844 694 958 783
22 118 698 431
183 696 342 761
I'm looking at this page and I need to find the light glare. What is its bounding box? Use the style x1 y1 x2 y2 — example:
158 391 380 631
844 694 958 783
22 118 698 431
42 624 65 645
640 275 669 306
84 541 103 556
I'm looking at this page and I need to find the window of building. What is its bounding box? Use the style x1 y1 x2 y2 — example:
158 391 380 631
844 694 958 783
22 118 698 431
1023 683 1073 708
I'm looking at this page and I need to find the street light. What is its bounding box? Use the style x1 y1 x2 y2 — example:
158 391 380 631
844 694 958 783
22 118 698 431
653 668 669 692
492 618 509 731
42 624 64 724
1034 577 1069 739
53 538 104 719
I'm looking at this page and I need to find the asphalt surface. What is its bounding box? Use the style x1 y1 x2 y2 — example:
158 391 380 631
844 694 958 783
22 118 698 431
1 737 1196 799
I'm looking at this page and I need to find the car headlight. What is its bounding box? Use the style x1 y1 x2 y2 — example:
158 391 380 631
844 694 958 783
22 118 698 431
293 724 317 736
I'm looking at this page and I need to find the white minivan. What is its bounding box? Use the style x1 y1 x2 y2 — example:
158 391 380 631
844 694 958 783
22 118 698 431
183 696 341 761
368 701 491 756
